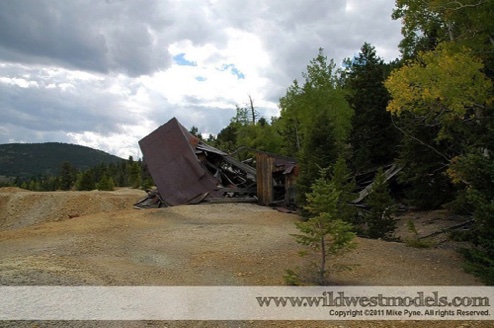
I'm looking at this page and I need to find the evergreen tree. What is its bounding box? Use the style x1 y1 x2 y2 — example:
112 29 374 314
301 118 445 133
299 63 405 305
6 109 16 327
448 152 494 284
117 160 128 186
28 179 40 191
40 175 60 191
329 156 358 226
292 168 356 284
76 171 95 191
216 123 239 153
189 126 203 139
364 167 397 240
394 112 456 208
96 174 115 191
296 110 339 206
128 158 141 188
344 43 400 173
60 161 77 190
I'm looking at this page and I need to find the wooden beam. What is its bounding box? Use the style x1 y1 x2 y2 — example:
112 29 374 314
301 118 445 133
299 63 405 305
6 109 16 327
256 153 274 205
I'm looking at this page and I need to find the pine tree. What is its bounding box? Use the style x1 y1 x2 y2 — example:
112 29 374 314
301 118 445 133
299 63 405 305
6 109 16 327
291 168 356 284
76 171 95 191
364 167 397 240
96 174 115 191
60 161 77 190
448 152 494 284
128 161 141 188
330 156 358 225
344 43 399 173
296 110 339 206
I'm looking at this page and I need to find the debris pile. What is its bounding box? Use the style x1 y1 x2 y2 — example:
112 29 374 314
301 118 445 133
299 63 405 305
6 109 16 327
352 164 402 205
135 117 297 207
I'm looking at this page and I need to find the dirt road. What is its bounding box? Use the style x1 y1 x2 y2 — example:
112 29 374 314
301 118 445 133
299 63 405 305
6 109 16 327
0 188 488 327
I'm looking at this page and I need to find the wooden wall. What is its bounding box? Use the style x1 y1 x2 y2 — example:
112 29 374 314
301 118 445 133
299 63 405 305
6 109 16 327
256 153 274 205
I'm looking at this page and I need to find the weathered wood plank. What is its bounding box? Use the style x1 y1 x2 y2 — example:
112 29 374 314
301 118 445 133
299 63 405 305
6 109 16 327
256 153 274 205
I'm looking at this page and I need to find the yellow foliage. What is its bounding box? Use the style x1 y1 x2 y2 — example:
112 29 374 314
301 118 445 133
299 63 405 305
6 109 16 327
385 43 492 120
446 156 463 185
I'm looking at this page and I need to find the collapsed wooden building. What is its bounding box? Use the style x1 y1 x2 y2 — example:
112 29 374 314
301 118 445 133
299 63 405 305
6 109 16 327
135 117 298 208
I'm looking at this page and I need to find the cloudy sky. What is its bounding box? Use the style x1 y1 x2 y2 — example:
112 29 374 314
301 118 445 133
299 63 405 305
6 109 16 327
0 0 402 159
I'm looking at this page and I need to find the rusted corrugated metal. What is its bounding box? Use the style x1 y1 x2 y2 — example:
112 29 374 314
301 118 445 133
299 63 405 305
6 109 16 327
138 117 298 207
138 117 218 206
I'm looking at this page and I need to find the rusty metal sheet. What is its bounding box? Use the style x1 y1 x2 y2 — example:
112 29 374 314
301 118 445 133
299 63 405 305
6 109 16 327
138 117 218 206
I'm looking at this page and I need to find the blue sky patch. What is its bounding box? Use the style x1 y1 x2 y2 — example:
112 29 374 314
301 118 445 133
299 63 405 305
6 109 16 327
221 64 245 79
173 53 197 66
195 76 207 81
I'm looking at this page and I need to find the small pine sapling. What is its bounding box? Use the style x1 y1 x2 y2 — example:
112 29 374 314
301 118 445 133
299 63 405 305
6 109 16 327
291 168 356 285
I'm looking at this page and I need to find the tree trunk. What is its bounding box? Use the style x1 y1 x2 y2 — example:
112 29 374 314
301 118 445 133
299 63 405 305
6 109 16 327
320 237 326 284
295 121 301 151
249 95 256 125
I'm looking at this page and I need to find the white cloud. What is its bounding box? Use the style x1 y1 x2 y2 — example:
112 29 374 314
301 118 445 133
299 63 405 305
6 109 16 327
0 76 39 88
0 0 403 158
139 30 273 117
67 122 154 159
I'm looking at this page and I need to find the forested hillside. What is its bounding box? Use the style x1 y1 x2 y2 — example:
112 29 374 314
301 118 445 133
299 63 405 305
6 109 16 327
0 143 151 192
0 142 123 179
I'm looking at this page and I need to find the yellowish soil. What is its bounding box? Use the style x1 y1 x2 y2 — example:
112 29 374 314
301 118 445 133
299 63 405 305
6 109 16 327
0 188 487 327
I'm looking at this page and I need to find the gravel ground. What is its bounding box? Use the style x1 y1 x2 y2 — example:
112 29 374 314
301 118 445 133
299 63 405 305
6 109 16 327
0 188 488 327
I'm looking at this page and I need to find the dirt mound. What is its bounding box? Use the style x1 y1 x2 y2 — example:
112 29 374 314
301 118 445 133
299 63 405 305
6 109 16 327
0 198 480 286
0 188 146 230
0 187 29 192
0 189 485 327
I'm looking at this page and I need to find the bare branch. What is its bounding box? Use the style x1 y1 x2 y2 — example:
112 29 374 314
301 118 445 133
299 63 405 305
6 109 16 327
391 116 451 162
445 0 488 11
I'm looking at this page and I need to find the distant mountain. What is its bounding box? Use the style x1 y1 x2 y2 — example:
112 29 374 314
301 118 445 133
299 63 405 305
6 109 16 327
0 142 124 179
